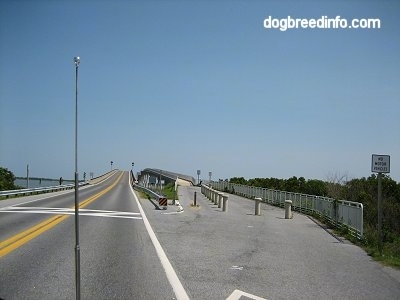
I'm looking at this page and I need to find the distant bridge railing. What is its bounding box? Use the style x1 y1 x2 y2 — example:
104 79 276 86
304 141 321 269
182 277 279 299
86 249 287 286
0 183 86 199
210 181 363 239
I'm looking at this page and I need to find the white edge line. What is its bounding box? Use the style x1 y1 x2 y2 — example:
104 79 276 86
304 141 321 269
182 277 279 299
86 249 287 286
129 173 190 300
0 208 142 219
0 206 140 215
3 189 74 208
1 172 117 209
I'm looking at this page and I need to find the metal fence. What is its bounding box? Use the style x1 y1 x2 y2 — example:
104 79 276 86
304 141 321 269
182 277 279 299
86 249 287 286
0 183 83 198
210 181 363 239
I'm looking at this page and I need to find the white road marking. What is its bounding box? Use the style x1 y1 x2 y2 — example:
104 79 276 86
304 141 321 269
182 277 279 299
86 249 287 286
129 173 190 300
229 266 244 270
226 289 267 300
0 189 74 209
0 206 142 220
161 210 184 215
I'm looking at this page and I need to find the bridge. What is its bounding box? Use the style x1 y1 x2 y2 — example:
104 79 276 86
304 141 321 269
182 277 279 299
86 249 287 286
1 169 399 299
138 168 196 187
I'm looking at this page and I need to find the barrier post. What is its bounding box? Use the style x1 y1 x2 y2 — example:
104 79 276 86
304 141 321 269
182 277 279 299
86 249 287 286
218 192 223 208
285 200 292 219
222 194 228 212
255 197 262 216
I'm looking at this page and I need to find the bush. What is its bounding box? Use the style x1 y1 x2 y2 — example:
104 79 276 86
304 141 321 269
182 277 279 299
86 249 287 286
0 167 19 191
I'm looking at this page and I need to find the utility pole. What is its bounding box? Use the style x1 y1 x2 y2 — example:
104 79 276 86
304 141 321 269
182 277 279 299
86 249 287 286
26 164 29 188
73 56 81 300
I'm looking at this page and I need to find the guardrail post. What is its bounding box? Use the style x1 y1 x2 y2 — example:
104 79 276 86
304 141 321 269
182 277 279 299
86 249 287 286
255 197 262 216
222 194 228 212
285 200 292 219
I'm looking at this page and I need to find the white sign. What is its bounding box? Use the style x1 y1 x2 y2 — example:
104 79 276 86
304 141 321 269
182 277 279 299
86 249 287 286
371 154 390 173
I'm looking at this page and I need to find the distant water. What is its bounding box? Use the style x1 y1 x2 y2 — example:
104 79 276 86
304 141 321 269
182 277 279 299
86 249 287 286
14 177 74 189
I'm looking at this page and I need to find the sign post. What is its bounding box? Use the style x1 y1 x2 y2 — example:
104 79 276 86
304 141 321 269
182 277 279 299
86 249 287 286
371 154 390 255
197 170 201 185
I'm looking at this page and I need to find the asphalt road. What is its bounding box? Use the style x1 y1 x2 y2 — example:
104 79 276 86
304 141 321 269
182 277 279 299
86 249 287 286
2 172 400 300
0 171 175 299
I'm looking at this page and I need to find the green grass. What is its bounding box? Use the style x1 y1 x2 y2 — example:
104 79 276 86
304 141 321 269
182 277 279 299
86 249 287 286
307 212 400 269
161 183 177 199
331 227 400 269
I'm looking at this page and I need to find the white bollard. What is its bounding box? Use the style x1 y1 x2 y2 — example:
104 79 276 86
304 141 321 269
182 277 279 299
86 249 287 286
222 194 229 212
285 200 292 219
218 192 223 208
255 197 262 216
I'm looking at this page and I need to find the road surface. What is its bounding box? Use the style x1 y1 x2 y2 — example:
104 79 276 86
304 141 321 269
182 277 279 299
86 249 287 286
1 171 400 299
0 171 176 299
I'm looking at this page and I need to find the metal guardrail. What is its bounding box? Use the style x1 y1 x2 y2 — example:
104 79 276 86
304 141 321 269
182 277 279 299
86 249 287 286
210 181 363 239
0 182 87 198
130 171 167 209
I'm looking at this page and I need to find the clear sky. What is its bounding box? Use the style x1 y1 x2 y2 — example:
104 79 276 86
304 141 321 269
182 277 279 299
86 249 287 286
0 0 399 183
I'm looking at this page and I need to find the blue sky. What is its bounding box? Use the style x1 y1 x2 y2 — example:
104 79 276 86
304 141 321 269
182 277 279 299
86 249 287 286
0 0 399 183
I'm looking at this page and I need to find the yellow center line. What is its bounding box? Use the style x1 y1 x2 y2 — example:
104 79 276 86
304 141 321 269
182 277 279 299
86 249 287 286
0 172 124 258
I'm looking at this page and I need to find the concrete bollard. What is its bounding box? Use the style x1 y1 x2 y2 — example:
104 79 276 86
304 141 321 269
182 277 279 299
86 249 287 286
214 190 218 205
222 194 228 212
285 200 292 219
218 192 223 208
255 197 262 216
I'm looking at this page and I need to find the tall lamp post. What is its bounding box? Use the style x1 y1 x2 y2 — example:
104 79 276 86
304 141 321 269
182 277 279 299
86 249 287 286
111 161 113 171
73 56 81 300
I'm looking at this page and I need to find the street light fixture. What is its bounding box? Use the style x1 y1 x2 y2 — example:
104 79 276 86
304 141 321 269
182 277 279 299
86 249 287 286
73 56 81 300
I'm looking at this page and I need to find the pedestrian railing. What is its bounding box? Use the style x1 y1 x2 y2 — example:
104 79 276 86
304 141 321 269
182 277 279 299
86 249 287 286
209 181 363 239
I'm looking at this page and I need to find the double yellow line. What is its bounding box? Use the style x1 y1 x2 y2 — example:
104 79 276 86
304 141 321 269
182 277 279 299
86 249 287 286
0 172 124 258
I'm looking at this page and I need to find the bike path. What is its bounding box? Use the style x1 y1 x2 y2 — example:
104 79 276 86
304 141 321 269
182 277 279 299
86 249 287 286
138 185 400 300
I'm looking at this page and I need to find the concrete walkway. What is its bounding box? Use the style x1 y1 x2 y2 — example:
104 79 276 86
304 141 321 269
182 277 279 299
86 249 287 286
139 186 400 300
